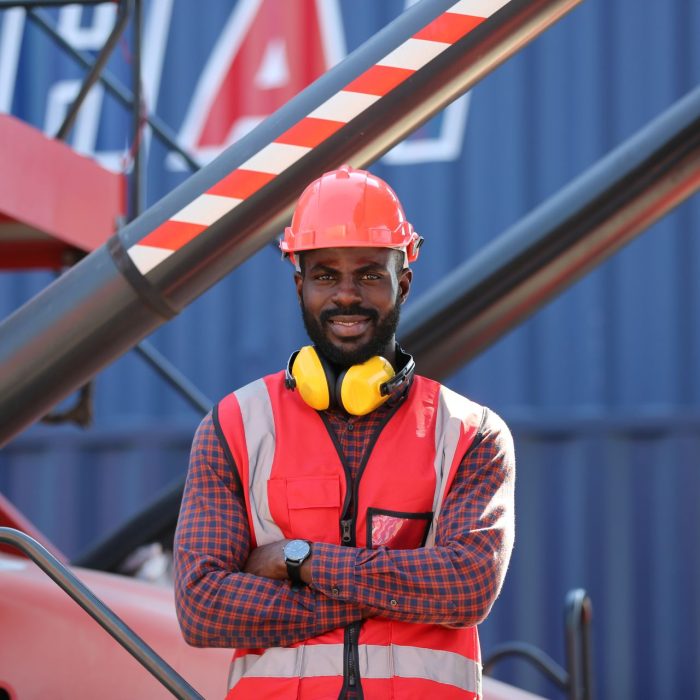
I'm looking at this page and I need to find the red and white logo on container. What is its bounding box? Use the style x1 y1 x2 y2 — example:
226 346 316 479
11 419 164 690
174 0 471 168
176 0 346 166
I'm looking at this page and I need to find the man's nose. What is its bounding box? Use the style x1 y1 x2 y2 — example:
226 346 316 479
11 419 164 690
331 276 362 305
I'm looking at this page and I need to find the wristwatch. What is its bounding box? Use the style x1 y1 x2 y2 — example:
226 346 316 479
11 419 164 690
283 539 312 588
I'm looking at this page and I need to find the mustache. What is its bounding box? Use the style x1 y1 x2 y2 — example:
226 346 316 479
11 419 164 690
321 305 378 323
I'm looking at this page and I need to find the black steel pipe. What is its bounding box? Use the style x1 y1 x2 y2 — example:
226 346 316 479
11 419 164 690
0 527 204 700
400 85 700 379
0 0 581 446
55 0 132 141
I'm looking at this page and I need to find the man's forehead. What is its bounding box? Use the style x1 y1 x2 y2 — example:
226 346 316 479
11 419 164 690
303 247 396 268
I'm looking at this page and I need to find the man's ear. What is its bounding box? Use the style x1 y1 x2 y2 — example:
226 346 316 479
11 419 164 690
294 271 303 303
398 267 412 304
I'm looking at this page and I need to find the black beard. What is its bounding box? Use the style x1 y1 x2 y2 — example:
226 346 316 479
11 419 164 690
301 298 401 368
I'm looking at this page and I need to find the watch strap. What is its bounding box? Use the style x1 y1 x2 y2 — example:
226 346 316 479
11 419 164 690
286 559 305 588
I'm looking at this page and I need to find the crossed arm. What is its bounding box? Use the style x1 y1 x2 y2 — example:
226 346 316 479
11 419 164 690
173 411 515 649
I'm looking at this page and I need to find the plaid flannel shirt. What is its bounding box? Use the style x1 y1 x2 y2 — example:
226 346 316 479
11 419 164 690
174 384 515 698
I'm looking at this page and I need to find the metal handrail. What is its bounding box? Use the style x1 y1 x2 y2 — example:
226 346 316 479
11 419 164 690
565 588 594 700
483 641 569 688
483 588 594 700
0 527 203 700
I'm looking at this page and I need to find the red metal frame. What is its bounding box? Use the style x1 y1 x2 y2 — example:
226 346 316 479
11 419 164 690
0 113 125 270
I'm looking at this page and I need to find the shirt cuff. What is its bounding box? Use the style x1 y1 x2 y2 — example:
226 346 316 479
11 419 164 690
309 542 358 602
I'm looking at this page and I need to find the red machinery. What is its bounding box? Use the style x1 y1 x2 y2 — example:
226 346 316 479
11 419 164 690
0 113 124 270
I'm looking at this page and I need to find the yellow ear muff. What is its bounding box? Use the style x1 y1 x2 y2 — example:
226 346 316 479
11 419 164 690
291 345 331 410
339 356 395 416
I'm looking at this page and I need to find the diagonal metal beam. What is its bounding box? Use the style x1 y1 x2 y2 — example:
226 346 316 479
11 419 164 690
400 85 700 379
0 0 582 447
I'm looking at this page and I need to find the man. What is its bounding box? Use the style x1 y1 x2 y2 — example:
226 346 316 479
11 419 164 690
174 165 515 700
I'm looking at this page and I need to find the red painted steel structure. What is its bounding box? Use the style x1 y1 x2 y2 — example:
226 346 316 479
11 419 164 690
0 114 125 269
0 546 231 699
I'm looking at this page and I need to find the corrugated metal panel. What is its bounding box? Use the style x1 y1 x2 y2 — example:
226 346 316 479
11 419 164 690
480 417 700 699
1 1 700 699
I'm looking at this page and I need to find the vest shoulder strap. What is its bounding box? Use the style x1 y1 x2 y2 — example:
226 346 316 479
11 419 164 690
424 379 485 546
215 376 283 547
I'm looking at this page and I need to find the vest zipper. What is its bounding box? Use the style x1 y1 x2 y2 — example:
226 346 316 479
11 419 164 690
319 405 405 700
340 519 353 544
343 622 363 697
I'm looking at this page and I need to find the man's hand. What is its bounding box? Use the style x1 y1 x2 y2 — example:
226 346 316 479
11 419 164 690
243 540 289 579
243 539 313 585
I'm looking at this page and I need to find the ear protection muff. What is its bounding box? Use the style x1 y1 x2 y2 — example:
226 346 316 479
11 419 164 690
285 345 335 410
285 347 395 415
336 355 395 416
285 345 415 416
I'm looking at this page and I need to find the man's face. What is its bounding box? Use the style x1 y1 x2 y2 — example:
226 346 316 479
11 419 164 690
295 247 412 368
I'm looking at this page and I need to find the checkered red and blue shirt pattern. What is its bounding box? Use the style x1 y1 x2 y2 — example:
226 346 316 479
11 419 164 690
174 384 515 696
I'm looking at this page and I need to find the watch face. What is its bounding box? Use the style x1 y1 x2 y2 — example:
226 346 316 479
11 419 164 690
285 539 311 563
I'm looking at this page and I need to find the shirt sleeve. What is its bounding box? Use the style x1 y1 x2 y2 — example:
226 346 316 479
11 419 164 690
309 407 515 627
173 412 367 649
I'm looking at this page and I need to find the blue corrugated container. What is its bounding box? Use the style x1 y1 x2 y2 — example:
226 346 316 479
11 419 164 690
1 1 699 697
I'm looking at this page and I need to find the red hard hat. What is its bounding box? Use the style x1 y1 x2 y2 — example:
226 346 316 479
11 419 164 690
280 165 423 266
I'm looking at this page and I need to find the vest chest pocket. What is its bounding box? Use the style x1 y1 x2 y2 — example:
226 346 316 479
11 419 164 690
268 475 342 544
366 508 433 549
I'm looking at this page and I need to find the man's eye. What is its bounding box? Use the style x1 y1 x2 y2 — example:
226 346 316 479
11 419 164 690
361 273 381 280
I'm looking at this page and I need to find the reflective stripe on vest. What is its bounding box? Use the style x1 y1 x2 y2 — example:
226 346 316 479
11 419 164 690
234 378 285 545
426 383 484 547
228 643 480 694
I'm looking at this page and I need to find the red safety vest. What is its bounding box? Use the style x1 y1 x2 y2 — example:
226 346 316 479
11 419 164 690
217 371 484 700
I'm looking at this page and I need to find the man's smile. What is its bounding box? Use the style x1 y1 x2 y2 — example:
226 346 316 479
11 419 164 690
326 315 372 339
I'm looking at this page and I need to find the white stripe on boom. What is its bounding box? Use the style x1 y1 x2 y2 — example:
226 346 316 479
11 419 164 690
448 0 510 17
128 244 173 275
241 142 311 174
378 38 450 71
308 90 381 123
171 193 242 226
